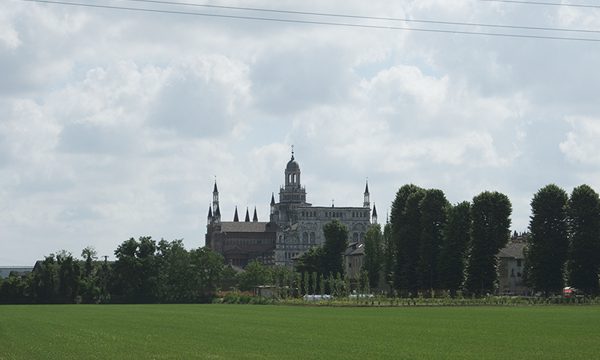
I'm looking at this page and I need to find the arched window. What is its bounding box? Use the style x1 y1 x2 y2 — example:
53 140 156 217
302 232 308 244
353 233 359 242
310 232 315 244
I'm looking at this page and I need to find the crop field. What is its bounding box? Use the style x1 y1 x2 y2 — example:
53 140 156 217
0 304 599 359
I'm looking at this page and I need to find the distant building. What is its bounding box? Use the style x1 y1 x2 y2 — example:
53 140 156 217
0 267 33 279
344 242 365 281
498 240 529 295
205 182 277 267
206 150 375 268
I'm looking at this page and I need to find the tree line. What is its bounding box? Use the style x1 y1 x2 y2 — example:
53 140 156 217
362 183 600 297
2 183 598 303
0 238 226 304
526 184 600 295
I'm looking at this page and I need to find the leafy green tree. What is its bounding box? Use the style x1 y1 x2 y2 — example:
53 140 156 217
302 271 309 295
237 260 271 292
526 184 569 295
438 201 471 295
81 246 97 278
401 188 426 294
295 246 324 275
0 273 31 304
157 239 194 303
388 184 422 290
417 189 449 291
112 237 158 303
319 274 325 296
31 254 58 303
364 224 383 290
322 220 349 277
382 223 394 293
391 184 425 295
190 247 224 301
79 246 99 303
568 185 600 295
56 251 81 303
465 191 512 295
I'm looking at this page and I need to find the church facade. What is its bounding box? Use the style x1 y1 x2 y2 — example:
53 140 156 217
206 151 377 267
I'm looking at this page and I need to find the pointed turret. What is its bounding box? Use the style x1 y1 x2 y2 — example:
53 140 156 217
245 207 250 222
270 192 276 215
253 207 258 222
233 206 239 222
212 179 220 215
214 204 221 223
363 180 370 208
372 203 378 224
207 204 213 223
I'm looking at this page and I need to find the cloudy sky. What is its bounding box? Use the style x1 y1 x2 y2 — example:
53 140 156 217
2 0 600 265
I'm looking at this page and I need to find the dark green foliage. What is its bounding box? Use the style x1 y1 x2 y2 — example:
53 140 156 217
190 247 224 300
295 246 325 275
219 265 238 291
111 237 159 303
157 239 195 303
79 247 99 303
417 189 449 291
364 224 383 289
56 251 81 303
322 220 349 277
568 184 600 295
0 273 31 304
237 260 271 292
526 184 569 294
31 255 58 303
438 201 471 294
390 184 425 294
465 191 512 295
382 223 394 293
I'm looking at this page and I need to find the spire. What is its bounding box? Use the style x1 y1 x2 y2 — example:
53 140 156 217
245 207 250 222
212 179 220 215
270 193 275 206
233 206 239 222
372 203 378 224
208 204 213 219
253 207 258 222
214 204 221 223
291 144 295 160
363 179 370 208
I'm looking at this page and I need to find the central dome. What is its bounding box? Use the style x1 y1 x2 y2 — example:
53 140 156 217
286 156 300 172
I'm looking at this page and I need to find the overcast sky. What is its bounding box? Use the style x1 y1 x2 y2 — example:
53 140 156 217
2 0 600 265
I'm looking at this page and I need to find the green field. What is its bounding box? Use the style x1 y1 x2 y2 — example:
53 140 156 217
1 304 599 359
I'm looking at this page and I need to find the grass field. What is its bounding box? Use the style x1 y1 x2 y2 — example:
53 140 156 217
1 304 599 359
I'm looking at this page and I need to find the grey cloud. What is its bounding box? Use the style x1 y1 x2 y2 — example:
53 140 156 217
251 45 355 114
58 122 136 154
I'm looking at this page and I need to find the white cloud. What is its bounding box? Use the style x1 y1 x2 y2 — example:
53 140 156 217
560 117 600 165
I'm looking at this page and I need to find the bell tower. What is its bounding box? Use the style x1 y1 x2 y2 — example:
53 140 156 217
279 147 307 204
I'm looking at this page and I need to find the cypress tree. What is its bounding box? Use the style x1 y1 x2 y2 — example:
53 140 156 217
568 184 600 295
526 184 568 295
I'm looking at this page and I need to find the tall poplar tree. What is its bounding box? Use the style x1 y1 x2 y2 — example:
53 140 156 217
526 184 568 295
390 184 423 294
322 220 349 277
364 224 383 289
417 189 449 291
438 201 471 295
465 191 512 295
568 184 600 295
